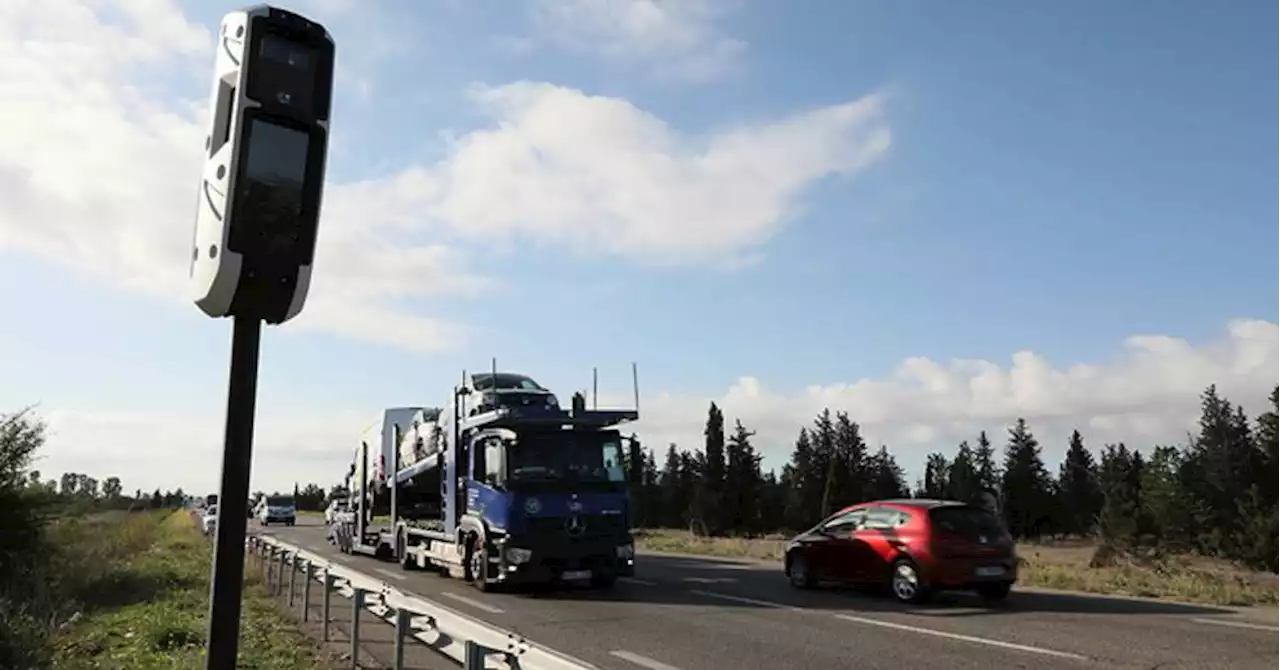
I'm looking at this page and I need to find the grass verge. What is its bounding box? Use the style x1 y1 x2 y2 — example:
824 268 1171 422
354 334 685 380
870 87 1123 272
633 528 1278 607
50 510 337 669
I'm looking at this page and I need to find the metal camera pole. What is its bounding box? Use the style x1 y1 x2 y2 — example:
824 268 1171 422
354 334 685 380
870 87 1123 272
205 315 263 669
189 6 333 666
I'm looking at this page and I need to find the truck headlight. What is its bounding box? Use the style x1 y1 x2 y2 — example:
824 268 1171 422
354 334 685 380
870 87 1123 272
505 547 532 564
616 543 634 559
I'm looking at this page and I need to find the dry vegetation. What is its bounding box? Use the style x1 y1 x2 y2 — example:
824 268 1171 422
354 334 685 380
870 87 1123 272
47 510 337 669
633 528 1279 607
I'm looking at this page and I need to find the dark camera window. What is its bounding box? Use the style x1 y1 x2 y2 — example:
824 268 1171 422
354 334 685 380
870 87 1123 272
237 119 309 255
259 34 312 70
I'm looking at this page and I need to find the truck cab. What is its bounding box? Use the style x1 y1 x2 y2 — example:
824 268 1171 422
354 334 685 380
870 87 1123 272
464 414 635 587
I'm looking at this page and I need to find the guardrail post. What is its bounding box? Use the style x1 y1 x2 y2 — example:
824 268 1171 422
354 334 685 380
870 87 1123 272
393 608 409 670
288 555 298 607
463 640 486 669
302 560 312 621
266 548 276 590
277 550 288 596
350 588 365 669
322 570 334 642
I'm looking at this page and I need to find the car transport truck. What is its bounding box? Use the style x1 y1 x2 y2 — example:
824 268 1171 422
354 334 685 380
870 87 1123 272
333 365 639 591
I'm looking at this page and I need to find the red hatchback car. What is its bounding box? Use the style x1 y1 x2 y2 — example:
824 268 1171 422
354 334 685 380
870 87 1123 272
783 499 1017 603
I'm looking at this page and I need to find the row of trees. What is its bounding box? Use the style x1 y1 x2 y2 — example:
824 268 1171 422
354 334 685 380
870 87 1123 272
620 385 1278 572
18 469 188 511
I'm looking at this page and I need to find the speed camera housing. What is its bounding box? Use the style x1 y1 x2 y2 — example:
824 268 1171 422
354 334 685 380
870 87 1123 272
189 4 335 325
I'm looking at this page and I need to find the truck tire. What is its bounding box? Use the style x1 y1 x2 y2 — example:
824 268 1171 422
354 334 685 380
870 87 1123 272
398 531 417 571
468 536 493 593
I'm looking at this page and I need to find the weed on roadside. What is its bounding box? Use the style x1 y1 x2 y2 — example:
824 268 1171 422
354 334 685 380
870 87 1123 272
51 511 337 670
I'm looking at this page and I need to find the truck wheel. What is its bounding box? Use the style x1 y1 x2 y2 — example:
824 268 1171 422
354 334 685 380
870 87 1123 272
468 536 492 592
398 531 417 571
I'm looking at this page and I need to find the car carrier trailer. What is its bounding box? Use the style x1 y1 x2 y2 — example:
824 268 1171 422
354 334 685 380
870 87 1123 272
334 365 640 591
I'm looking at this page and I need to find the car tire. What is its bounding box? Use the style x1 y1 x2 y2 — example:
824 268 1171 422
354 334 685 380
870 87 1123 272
787 552 816 589
977 581 1013 602
890 558 931 604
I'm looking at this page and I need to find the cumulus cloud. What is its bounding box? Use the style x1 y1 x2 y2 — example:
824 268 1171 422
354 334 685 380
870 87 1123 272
31 319 1279 494
530 0 748 81
426 82 891 265
31 405 374 497
0 0 891 353
621 319 1280 478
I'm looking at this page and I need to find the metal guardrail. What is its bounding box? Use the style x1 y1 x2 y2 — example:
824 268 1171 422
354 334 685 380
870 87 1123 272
244 534 596 670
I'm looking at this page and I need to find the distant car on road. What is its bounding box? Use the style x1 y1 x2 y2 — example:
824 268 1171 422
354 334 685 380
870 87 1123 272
783 498 1017 604
201 505 219 535
323 498 348 525
257 495 297 527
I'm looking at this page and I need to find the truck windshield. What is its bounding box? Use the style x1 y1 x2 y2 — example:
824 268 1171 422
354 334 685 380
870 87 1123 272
507 432 626 484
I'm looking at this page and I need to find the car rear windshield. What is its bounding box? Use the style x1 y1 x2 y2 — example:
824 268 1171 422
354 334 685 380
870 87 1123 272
930 506 1002 537
473 373 545 391
266 497 294 506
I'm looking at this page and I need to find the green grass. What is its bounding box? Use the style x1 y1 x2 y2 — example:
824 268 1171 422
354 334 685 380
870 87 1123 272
49 510 336 669
633 528 1279 607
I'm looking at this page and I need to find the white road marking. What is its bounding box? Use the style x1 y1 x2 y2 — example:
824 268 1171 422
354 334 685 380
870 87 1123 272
334 555 352 563
833 614 1090 661
682 577 738 584
688 589 803 612
374 568 407 581
675 562 754 571
440 591 505 614
1190 617 1279 632
609 650 684 670
619 577 659 587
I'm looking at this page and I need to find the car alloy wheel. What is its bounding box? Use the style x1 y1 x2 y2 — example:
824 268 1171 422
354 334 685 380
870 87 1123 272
891 559 925 603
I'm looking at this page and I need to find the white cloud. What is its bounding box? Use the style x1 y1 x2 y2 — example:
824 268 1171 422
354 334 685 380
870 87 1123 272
425 82 891 265
30 319 1279 494
621 319 1280 477
31 405 372 497
530 0 747 81
0 0 891 353
0 0 483 353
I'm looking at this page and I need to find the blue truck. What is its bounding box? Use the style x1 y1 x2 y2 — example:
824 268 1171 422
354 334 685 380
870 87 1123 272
337 367 639 591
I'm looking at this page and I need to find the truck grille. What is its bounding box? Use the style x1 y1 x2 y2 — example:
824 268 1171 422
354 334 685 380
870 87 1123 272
525 514 626 541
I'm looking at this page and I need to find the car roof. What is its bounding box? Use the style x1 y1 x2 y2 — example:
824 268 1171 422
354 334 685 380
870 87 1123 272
838 498 974 514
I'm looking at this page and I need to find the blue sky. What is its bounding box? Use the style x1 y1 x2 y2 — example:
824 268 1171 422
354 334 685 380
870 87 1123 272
0 0 1275 495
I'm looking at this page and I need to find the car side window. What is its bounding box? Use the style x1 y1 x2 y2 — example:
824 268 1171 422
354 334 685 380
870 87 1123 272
823 509 867 533
861 507 906 531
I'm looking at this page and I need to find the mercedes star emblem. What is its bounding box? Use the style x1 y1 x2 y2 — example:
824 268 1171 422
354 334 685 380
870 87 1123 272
565 515 586 536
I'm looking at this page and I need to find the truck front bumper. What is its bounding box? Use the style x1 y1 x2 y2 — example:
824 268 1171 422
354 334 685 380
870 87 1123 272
494 535 635 585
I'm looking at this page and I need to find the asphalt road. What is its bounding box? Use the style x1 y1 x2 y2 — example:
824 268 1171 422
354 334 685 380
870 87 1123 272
259 518 1277 670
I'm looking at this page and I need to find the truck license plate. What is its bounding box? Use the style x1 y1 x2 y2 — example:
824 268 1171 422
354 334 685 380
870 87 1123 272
562 569 592 581
975 566 1004 577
